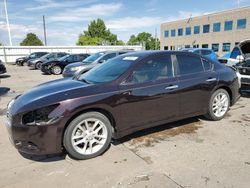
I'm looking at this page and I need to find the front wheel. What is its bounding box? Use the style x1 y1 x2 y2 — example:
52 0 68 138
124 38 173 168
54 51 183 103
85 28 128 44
206 89 230 121
35 62 42 69
63 112 112 160
51 66 62 75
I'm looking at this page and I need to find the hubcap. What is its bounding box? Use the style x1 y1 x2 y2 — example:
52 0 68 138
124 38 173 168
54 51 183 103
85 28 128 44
53 66 61 74
212 92 229 118
71 118 107 155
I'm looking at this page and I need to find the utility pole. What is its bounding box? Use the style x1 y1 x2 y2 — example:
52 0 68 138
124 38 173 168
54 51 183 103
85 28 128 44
4 0 12 46
155 28 157 50
43 15 47 46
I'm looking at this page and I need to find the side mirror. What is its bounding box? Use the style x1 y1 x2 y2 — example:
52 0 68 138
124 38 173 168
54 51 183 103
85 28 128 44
99 60 106 64
236 55 244 62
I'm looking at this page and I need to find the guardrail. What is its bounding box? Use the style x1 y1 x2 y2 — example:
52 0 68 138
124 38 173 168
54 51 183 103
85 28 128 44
0 45 144 64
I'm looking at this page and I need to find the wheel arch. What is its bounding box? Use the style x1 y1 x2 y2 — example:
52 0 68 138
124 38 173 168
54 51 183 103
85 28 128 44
214 85 233 105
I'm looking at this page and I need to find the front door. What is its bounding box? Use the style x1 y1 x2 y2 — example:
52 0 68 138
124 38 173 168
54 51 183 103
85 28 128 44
118 54 180 131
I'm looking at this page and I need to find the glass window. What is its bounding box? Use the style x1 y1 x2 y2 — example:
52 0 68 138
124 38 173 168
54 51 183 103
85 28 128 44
130 55 173 84
100 53 116 62
237 19 247 29
230 47 241 59
186 27 191 35
193 44 199 48
178 28 183 36
202 59 212 71
222 43 231 52
202 44 209 48
224 21 233 31
203 24 210 33
171 29 176 37
185 45 191 48
201 50 212 56
213 23 221 32
79 56 135 83
176 55 204 75
194 26 200 34
164 30 169 38
212 43 219 52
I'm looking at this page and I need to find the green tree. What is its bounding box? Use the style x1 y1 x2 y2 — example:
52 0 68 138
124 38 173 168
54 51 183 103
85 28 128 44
77 18 123 45
20 33 43 46
128 32 160 50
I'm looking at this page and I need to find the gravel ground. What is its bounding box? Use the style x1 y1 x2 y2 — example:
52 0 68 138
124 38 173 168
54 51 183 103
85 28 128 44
0 64 250 188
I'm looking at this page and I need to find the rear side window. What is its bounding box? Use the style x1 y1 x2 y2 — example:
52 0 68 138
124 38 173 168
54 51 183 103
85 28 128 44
130 55 173 84
176 55 203 75
201 50 212 56
101 53 116 61
202 59 213 71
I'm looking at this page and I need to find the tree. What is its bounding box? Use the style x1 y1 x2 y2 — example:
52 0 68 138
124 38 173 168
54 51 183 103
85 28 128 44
128 32 160 50
0 42 2 46
20 33 43 46
77 18 123 45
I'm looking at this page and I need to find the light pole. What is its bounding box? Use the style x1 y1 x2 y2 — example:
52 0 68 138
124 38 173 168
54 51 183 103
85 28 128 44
4 0 12 46
43 15 47 46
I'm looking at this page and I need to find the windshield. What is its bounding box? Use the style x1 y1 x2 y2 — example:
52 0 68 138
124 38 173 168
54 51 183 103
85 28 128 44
41 53 53 59
82 52 105 64
58 55 70 61
78 56 136 83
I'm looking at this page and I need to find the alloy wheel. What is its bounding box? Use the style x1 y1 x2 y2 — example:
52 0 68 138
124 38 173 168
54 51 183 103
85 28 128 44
212 92 229 118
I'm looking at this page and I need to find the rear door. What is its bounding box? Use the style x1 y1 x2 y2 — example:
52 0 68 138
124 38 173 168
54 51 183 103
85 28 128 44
176 54 218 116
119 54 180 130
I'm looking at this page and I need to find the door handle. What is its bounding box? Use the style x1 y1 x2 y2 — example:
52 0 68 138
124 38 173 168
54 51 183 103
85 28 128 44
165 85 179 90
206 78 217 82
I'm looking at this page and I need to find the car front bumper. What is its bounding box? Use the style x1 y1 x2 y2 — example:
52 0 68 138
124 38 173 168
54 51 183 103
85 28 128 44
5 114 65 155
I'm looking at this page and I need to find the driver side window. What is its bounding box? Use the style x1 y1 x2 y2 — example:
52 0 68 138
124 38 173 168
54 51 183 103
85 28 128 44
129 55 173 84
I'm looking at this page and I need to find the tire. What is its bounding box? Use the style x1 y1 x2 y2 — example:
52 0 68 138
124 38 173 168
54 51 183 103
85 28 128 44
35 62 42 69
205 89 230 121
51 66 62 75
63 112 112 160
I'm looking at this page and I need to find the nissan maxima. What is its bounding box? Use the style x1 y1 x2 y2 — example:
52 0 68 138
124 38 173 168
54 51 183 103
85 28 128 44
5 51 240 160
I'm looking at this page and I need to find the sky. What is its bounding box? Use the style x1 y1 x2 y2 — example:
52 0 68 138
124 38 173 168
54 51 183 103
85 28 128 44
0 0 250 46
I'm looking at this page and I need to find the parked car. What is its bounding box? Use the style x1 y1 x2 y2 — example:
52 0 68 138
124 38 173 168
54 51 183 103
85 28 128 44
0 60 6 74
218 52 232 64
62 50 134 78
5 51 240 160
41 54 90 75
180 48 218 61
218 40 250 67
16 52 48 66
27 52 68 69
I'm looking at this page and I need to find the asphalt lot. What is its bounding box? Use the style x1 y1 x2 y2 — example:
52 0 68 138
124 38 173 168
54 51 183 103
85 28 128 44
0 64 250 188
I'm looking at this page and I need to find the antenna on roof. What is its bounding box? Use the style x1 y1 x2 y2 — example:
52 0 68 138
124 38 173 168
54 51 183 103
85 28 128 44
187 14 192 23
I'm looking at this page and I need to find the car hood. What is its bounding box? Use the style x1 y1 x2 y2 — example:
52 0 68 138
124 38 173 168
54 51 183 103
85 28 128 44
239 40 250 56
10 78 91 115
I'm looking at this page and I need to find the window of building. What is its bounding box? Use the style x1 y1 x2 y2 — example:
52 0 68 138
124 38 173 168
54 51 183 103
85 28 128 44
237 19 247 29
185 45 191 48
202 44 209 48
203 24 210 33
222 43 231 52
164 46 169 50
186 27 191 35
224 21 233 31
171 29 176 37
194 26 200 34
213 23 221 32
193 44 199 48
170 46 175 50
176 55 204 75
178 28 183 36
164 30 169 38
212 43 219 52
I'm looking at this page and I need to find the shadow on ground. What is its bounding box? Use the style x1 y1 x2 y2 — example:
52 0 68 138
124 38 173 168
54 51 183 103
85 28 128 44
0 87 10 96
19 152 66 162
0 75 11 79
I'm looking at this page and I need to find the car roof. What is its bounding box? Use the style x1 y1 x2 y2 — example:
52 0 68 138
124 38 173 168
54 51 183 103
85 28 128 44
181 48 212 51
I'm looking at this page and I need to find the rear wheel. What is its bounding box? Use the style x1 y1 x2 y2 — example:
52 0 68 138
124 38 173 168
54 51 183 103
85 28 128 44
51 66 62 75
35 62 42 69
206 89 230 120
63 112 112 160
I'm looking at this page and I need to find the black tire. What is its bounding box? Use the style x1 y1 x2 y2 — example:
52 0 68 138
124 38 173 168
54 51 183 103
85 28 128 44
35 62 42 69
205 89 230 121
63 112 112 160
51 66 62 75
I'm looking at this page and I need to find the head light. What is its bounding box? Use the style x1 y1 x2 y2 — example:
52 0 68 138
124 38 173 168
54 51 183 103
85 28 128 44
70 67 80 72
22 104 60 126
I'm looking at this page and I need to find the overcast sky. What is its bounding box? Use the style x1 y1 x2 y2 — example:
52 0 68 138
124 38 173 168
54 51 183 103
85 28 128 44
0 0 250 46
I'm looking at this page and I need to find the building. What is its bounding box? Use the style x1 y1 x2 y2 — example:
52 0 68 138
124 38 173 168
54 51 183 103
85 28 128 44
160 6 250 55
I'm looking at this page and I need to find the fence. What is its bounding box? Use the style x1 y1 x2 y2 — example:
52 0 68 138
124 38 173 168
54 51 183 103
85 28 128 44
0 45 144 64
